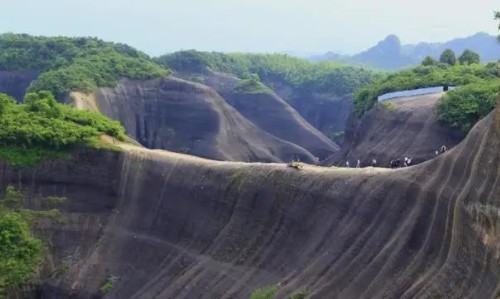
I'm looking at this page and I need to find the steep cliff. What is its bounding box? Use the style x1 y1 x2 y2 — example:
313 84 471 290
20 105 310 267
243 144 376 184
325 93 463 167
0 99 498 298
0 70 38 101
189 70 339 159
84 76 318 163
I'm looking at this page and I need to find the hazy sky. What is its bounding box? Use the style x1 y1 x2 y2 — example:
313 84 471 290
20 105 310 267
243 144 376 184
1 0 498 56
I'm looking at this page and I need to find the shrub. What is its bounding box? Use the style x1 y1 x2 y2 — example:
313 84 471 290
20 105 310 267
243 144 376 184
250 285 279 299
100 281 113 294
0 91 126 166
235 77 273 94
437 80 499 133
289 290 308 299
380 101 396 112
0 186 66 296
0 212 42 296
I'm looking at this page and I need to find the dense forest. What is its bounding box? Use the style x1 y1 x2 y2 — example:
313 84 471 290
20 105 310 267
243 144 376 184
0 34 168 99
156 50 379 97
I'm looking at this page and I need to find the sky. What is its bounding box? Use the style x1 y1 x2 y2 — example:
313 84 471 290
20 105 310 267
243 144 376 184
0 0 498 56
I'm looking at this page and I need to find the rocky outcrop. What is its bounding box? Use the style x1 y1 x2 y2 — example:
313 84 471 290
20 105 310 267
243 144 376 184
325 93 463 167
176 69 353 146
0 70 38 101
0 99 498 298
191 70 339 160
88 77 317 163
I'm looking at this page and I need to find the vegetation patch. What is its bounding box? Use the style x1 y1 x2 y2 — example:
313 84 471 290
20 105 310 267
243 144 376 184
249 284 279 299
289 290 309 299
380 101 396 112
0 91 126 167
0 186 57 297
100 280 114 295
438 80 500 133
0 33 168 99
157 50 378 97
235 76 273 94
354 62 500 116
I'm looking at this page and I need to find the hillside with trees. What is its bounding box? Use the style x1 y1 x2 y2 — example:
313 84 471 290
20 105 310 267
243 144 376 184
156 50 378 97
354 49 499 133
0 34 168 99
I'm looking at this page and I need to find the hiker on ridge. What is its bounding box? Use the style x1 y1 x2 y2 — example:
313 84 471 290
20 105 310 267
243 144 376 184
345 161 350 168
356 160 361 168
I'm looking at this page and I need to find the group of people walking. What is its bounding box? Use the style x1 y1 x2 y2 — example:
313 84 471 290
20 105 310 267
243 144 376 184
343 144 449 169
389 157 413 168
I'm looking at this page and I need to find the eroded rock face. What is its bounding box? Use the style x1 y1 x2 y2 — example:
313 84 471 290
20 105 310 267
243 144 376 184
91 77 317 163
189 70 339 160
325 93 463 167
0 70 38 101
1 104 498 299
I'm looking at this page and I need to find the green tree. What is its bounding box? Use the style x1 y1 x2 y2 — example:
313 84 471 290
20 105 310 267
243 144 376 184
0 212 42 296
0 94 14 115
458 50 480 65
421 56 436 66
496 11 500 39
24 91 62 118
439 49 457 65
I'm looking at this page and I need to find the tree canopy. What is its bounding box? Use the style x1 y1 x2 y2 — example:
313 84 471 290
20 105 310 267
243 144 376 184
421 56 437 66
496 11 500 39
156 50 378 97
0 34 168 99
458 50 480 65
439 49 457 65
0 91 126 166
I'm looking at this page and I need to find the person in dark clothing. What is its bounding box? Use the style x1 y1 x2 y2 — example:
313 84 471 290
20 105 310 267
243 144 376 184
390 159 401 168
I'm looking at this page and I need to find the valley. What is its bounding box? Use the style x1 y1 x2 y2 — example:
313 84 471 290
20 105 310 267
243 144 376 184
0 21 498 299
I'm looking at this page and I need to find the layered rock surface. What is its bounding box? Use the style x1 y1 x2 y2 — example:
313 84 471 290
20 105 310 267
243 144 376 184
325 93 463 167
89 77 320 163
1 100 498 298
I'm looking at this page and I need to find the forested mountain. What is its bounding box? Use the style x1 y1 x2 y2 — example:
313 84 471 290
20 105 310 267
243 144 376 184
0 33 167 99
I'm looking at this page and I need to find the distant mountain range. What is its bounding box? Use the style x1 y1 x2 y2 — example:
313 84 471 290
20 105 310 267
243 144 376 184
310 32 500 70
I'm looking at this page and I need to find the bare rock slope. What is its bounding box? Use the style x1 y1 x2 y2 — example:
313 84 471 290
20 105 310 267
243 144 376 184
325 93 463 167
191 70 339 159
1 99 499 298
87 76 319 163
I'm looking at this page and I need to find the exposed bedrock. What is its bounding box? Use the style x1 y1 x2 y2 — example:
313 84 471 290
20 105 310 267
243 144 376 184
325 93 464 167
0 70 38 101
0 101 498 298
191 70 339 159
88 76 318 163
